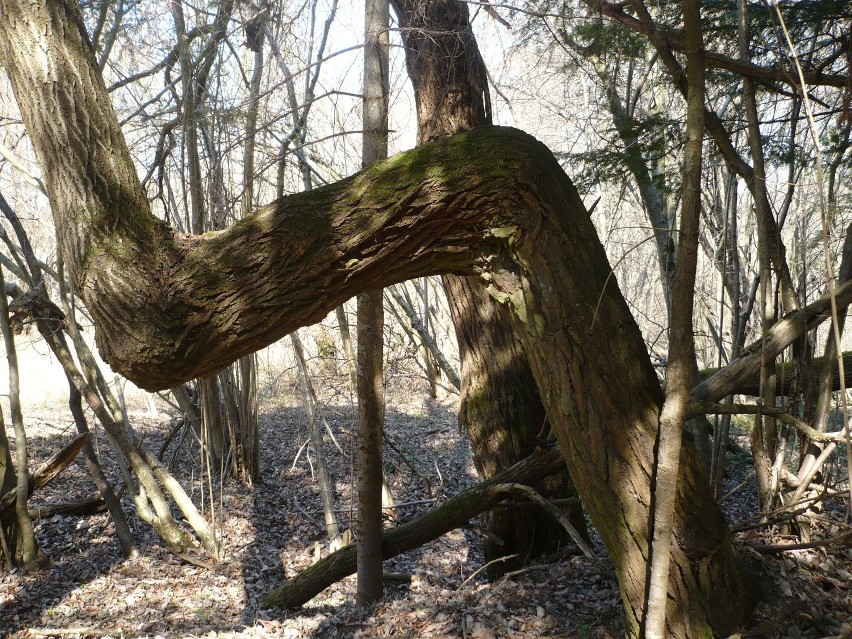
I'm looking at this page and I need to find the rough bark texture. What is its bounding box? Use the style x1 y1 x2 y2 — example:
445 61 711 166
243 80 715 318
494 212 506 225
394 0 583 575
0 2 750 634
445 276 585 571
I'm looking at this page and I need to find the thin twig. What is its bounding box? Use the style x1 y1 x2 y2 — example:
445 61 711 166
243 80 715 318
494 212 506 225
28 629 119 637
719 473 754 503
750 529 852 552
290 437 311 471
458 554 519 589
491 483 615 587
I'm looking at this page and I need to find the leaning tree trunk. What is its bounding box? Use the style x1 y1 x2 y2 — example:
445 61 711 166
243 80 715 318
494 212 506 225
0 3 750 634
393 0 584 575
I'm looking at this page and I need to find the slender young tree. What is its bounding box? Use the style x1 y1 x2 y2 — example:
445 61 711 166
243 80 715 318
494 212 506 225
0 406 19 570
291 332 341 543
356 0 390 606
0 265 41 568
643 0 705 635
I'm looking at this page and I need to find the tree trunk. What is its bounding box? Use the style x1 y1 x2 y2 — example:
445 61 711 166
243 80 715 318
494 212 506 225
394 0 585 576
643 2 705 634
0 3 751 633
356 0 390 605
0 265 42 568
0 410 23 569
233 5 265 485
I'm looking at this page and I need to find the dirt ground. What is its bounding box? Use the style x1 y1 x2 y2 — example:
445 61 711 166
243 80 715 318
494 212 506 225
2 380 852 638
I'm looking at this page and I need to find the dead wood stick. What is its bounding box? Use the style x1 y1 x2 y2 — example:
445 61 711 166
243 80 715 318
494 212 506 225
691 280 852 404
689 402 847 443
490 483 614 587
28 628 118 637
459 553 519 589
28 496 107 519
698 350 852 397
0 432 90 518
383 572 412 583
259 446 565 609
298 498 437 515
750 529 852 552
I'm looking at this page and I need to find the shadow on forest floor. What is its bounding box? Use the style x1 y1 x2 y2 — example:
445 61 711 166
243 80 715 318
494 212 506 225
5 387 850 638
1 389 626 638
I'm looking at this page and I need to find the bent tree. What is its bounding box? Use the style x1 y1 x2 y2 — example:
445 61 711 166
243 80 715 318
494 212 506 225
0 0 748 635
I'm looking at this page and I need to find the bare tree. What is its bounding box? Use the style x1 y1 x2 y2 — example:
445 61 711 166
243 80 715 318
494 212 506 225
356 0 390 606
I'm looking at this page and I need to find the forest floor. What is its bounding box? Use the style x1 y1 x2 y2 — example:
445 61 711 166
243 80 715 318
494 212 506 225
2 381 852 638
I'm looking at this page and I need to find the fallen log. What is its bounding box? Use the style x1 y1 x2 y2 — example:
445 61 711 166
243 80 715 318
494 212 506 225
0 432 91 519
699 351 852 397
28 496 107 519
260 446 566 609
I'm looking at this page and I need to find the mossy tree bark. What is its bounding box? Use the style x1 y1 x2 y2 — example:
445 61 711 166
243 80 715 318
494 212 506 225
0 1 749 634
394 0 585 576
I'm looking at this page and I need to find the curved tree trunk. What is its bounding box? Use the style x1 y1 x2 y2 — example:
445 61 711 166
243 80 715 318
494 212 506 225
394 0 585 576
0 3 749 634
